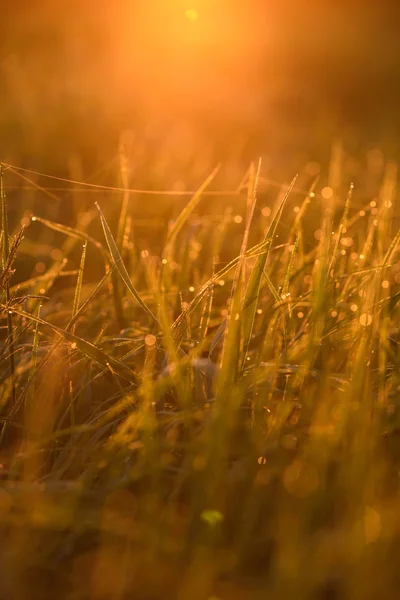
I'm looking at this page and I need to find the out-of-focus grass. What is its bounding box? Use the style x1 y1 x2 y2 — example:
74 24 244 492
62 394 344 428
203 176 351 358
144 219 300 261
1 147 400 600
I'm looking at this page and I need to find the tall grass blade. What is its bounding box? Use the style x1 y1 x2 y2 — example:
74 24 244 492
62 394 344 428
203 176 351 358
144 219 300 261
242 176 297 354
71 240 87 335
96 202 159 326
7 307 138 385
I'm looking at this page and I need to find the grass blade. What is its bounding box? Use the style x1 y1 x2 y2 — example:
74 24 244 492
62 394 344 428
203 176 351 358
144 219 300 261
242 176 297 354
96 202 159 325
6 306 138 385
71 240 87 335
31 215 104 252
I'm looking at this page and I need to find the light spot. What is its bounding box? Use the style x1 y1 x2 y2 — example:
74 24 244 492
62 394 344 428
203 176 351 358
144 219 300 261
35 262 46 273
293 206 300 213
359 254 365 260
309 192 316 198
31 216 37 222
141 250 149 258
70 342 77 350
351 304 359 312
261 207 271 217
50 248 63 261
321 187 334 199
340 237 353 247
144 334 157 347
258 456 267 465
218 279 225 286
359 313 373 327
234 215 243 224
200 509 224 527
189 286 195 292
382 280 390 289
359 210 366 217
385 200 393 208
161 258 168 265
185 8 199 21
256 309 263 315
331 310 338 318
297 312 304 319
370 200 377 208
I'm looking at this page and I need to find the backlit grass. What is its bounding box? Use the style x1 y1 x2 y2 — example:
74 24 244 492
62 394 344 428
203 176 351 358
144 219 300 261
1 151 400 599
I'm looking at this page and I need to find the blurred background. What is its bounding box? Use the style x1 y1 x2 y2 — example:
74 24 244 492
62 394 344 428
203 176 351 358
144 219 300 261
1 0 400 187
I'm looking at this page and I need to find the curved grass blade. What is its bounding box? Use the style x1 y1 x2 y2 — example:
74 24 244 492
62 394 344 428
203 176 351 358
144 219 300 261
31 215 104 253
96 202 159 326
7 306 138 385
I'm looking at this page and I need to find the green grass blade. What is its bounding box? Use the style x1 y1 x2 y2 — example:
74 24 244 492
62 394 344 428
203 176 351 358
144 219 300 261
171 236 275 344
242 176 297 353
71 240 87 335
328 182 353 278
7 306 138 385
96 202 159 326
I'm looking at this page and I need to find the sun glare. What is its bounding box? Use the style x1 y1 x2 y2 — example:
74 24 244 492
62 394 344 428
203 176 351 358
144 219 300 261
185 8 199 22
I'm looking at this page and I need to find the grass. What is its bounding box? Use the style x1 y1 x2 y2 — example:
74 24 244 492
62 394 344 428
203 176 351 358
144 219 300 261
1 149 400 600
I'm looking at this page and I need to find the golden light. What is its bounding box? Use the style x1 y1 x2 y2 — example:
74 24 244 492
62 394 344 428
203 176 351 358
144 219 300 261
113 2 270 126
185 8 199 22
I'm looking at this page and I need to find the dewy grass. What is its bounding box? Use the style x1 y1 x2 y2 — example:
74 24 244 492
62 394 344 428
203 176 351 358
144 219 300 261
1 153 400 599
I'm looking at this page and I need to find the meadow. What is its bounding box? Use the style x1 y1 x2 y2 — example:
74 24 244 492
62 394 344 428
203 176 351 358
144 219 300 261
1 143 400 600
